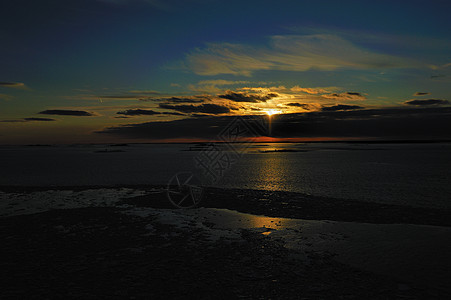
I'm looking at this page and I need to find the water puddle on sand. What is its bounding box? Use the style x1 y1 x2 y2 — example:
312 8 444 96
185 208 308 230
150 207 451 293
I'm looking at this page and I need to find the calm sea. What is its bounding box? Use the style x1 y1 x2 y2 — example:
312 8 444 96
1 143 450 209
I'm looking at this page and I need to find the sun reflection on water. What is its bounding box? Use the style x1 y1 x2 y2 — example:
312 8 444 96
249 214 284 230
201 208 301 233
252 152 286 191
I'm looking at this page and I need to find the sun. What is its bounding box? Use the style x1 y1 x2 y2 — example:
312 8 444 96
266 109 282 116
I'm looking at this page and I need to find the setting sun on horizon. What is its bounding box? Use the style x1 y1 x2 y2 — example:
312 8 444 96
265 109 283 116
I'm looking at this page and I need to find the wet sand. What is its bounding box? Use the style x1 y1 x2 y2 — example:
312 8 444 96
1 186 451 299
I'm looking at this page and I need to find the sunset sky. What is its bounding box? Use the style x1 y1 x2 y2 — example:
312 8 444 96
1 0 451 144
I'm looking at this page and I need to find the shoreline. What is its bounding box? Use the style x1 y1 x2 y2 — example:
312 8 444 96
2 184 451 227
1 186 451 298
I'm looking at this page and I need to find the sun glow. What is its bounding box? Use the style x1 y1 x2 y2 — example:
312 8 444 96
266 109 282 116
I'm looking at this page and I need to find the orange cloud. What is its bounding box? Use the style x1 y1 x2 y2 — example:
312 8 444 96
321 92 367 100
185 34 420 76
290 86 339 94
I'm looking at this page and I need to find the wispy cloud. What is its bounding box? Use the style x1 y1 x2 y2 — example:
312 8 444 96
117 109 160 116
0 82 28 89
404 99 449 106
67 91 161 102
39 109 95 116
197 79 250 86
185 34 420 76
159 103 230 114
100 95 146 100
188 80 250 93
218 91 278 102
240 86 286 93
285 103 311 110
117 109 184 116
431 62 451 70
137 95 208 103
321 92 367 100
0 117 56 123
161 96 206 103
414 92 430 96
128 90 160 95
290 86 339 94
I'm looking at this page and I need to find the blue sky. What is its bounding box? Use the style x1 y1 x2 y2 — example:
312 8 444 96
1 0 451 143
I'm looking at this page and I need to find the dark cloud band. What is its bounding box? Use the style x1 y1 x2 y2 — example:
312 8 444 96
0 117 56 122
117 109 184 116
159 103 230 114
97 107 451 140
0 82 25 88
321 105 363 112
286 103 311 109
117 109 160 116
39 110 94 116
218 91 278 102
404 99 449 106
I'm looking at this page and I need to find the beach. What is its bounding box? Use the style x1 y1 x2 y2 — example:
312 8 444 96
1 186 451 299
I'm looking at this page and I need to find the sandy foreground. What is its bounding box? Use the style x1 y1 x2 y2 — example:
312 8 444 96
1 186 450 299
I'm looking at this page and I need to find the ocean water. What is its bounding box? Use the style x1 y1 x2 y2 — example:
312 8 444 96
1 142 450 209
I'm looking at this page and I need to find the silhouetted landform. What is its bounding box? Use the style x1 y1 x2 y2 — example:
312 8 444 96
327 139 451 144
319 147 388 151
94 149 125 153
26 144 53 147
183 146 210 151
117 139 451 146
185 145 310 152
183 143 220 151
258 149 308 153
9 140 451 147
109 143 129 147
232 139 449 144
183 139 451 145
